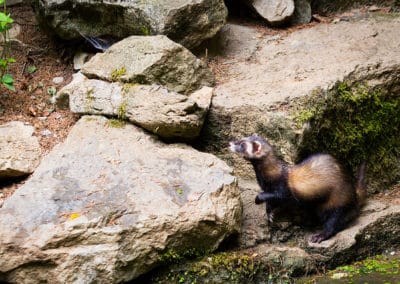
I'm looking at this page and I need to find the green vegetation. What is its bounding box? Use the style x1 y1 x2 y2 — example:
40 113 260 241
155 251 261 284
116 101 127 121
110 66 126 81
158 248 208 265
300 254 400 283
107 118 126 128
295 81 400 190
0 0 15 91
333 254 399 277
153 250 303 284
140 25 150 36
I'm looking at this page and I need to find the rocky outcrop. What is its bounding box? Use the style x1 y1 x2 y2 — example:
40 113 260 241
198 15 400 192
0 121 41 179
31 0 228 49
0 116 241 283
81 35 214 95
57 35 215 140
58 73 213 140
148 179 400 282
246 0 295 25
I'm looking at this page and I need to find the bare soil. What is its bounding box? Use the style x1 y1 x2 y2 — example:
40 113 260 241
0 5 78 200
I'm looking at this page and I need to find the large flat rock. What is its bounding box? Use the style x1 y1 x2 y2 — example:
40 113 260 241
213 16 400 110
0 116 241 283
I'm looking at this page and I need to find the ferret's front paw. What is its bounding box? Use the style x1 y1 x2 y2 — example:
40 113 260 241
310 232 328 243
255 195 263 204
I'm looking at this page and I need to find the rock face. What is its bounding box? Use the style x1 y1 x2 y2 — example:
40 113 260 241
248 0 295 25
0 116 241 283
199 15 400 192
150 181 400 283
81 35 214 95
58 73 213 140
31 0 228 49
0 121 41 179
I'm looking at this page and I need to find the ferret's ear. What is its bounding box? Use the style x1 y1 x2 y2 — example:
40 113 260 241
253 141 262 155
251 133 259 137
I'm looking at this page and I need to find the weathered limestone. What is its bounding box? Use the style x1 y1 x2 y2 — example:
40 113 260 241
81 35 214 95
57 73 213 140
0 121 41 179
31 0 228 49
199 16 400 191
0 116 241 283
149 180 400 282
246 0 295 25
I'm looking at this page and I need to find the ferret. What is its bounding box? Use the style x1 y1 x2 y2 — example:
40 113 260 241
229 134 367 243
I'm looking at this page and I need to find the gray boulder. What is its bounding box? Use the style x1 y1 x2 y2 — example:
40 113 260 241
32 0 228 49
0 116 241 283
248 0 295 25
0 121 41 179
57 72 213 140
291 0 312 25
81 35 214 95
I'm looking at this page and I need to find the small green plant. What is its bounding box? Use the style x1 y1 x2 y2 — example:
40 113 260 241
27 65 37 74
110 66 126 82
0 0 15 91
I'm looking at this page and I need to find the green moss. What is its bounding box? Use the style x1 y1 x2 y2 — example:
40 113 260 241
334 254 400 277
107 118 126 128
158 248 209 266
295 81 400 190
300 254 400 283
110 66 126 82
153 251 291 284
116 101 127 121
140 25 151 36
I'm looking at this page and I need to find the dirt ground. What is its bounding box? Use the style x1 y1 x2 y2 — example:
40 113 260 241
1 4 399 203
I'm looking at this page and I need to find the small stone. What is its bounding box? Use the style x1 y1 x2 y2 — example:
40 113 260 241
41 129 52 136
52 77 64 84
368 5 381 12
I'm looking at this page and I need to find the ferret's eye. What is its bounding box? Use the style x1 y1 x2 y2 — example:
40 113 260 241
240 142 246 150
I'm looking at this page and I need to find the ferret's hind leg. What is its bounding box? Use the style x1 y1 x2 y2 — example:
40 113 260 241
310 208 348 243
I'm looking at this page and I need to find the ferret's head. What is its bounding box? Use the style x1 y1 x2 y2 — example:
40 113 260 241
229 134 272 160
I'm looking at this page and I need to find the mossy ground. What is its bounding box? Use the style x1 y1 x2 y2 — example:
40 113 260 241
299 253 400 284
148 250 306 284
294 81 400 192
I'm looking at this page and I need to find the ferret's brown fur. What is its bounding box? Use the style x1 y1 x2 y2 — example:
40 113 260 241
229 134 367 243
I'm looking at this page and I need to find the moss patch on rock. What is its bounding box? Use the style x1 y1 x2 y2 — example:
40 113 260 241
152 252 263 284
299 253 400 283
149 248 317 284
294 81 400 192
